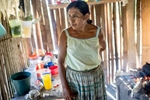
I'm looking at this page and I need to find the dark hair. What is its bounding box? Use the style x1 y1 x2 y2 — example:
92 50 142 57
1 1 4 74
67 1 92 24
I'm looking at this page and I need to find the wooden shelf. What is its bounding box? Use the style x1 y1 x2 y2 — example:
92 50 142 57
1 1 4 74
49 0 121 9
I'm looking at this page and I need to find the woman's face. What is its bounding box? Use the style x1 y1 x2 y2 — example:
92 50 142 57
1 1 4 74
67 7 87 30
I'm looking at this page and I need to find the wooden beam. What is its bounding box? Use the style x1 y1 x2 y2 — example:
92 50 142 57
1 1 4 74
49 0 121 9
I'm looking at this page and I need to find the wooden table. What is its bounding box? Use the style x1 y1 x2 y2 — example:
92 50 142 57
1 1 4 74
11 74 64 100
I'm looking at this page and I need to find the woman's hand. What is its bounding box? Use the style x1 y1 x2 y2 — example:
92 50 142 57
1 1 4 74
62 86 77 100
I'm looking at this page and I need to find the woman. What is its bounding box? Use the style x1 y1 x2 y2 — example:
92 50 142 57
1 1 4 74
58 1 107 100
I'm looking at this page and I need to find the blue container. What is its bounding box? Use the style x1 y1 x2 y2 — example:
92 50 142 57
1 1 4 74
0 23 6 37
48 62 54 67
11 72 31 96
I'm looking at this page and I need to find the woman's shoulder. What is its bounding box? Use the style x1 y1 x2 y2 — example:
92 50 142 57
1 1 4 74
87 24 100 30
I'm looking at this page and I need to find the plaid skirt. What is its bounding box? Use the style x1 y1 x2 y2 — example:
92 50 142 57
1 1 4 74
66 65 107 100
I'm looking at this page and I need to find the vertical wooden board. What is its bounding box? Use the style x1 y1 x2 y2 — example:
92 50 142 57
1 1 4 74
118 2 123 71
113 2 118 72
95 5 101 26
136 0 141 68
126 0 136 69
99 4 104 28
60 8 66 31
107 3 110 83
42 0 53 51
104 4 110 84
107 3 114 83
36 0 45 50
121 6 127 71
55 9 61 43
49 9 58 49
102 4 109 84
141 0 150 65
31 0 43 49
65 7 70 28
31 0 40 49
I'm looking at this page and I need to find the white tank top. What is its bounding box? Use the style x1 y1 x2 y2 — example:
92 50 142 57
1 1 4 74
65 27 101 71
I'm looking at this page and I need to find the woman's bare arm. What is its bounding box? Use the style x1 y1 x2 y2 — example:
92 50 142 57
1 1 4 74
58 30 68 88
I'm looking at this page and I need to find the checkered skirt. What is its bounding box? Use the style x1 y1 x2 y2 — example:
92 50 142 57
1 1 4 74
66 65 107 100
